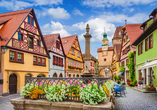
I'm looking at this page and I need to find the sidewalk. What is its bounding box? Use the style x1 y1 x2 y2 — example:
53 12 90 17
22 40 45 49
131 85 157 93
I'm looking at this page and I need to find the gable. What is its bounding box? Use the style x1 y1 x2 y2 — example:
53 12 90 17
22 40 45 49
52 36 64 56
67 36 83 62
6 9 49 57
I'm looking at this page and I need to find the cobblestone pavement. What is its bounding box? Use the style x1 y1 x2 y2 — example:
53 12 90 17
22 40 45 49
115 87 157 110
0 94 21 110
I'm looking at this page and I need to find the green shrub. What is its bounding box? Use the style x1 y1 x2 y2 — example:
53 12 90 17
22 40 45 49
114 76 117 81
117 76 121 80
132 80 137 87
117 80 121 84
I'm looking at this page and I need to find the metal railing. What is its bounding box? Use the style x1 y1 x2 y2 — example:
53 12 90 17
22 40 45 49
25 77 109 102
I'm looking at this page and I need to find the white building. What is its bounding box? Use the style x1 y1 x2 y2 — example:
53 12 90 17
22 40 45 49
43 34 65 77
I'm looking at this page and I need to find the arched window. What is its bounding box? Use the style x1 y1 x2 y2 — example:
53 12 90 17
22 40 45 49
73 74 75 77
77 74 79 77
59 73 63 77
53 73 57 77
37 74 45 77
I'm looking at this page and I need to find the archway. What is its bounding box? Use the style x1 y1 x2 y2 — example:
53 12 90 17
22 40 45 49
9 74 17 94
53 73 57 77
77 74 79 77
59 73 63 77
37 74 45 77
73 74 75 77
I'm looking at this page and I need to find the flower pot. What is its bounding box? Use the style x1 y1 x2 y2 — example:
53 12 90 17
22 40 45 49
150 87 156 91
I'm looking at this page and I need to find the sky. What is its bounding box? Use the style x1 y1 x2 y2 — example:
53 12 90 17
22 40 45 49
0 0 157 58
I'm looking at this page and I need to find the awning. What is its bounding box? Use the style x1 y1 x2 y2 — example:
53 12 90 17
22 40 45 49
117 71 123 76
137 60 157 70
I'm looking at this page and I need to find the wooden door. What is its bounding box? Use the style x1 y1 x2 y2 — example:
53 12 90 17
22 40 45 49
9 74 17 94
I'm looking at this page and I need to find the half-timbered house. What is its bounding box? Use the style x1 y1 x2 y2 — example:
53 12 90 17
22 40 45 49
0 8 49 95
43 34 65 77
61 35 84 77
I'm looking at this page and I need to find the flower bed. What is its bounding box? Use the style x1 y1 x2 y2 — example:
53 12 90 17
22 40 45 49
21 79 113 105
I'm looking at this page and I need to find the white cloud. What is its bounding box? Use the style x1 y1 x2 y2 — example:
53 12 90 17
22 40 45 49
47 7 70 19
73 9 84 16
33 0 63 6
82 0 156 8
0 0 63 11
0 0 32 10
41 21 70 37
99 12 148 23
42 11 147 43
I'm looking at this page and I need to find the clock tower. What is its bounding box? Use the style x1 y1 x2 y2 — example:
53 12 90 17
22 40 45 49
102 29 109 51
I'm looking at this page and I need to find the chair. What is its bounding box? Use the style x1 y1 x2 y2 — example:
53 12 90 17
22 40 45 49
114 85 126 97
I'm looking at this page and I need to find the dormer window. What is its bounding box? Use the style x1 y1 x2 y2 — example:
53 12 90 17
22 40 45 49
56 41 60 49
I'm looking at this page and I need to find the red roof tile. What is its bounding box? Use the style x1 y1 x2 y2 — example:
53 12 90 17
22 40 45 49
123 24 143 45
112 26 122 39
43 34 59 50
0 8 32 46
61 35 77 55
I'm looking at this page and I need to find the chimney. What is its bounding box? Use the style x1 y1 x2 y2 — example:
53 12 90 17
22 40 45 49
125 19 127 25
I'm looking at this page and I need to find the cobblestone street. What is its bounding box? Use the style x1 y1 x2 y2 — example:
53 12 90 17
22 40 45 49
0 94 21 110
115 87 157 110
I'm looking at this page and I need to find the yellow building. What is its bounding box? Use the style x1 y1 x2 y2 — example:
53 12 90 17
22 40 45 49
111 44 121 76
61 35 84 77
0 8 49 95
111 26 122 76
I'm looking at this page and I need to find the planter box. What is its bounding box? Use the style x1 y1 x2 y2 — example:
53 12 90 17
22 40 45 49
11 97 114 110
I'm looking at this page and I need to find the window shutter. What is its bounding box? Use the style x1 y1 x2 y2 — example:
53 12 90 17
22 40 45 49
18 33 21 40
31 18 34 25
39 40 41 46
28 37 29 46
28 16 30 24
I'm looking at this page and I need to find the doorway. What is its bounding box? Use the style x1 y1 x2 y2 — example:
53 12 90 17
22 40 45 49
9 74 17 94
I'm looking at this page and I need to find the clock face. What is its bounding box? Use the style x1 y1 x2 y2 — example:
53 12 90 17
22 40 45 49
102 46 108 50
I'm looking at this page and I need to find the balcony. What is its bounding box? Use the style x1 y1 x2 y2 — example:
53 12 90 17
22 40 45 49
24 22 37 34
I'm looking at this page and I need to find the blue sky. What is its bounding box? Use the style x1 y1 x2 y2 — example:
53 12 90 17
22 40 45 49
0 0 157 58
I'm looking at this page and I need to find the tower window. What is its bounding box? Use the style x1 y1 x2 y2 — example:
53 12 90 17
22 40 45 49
104 58 106 61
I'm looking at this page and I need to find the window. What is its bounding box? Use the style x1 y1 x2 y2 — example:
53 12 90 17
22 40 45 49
17 53 23 62
138 42 143 55
18 32 23 41
37 40 41 46
77 52 80 57
28 16 34 26
10 51 15 61
33 56 37 64
33 56 46 66
56 41 60 49
145 35 153 51
79 63 81 68
119 31 121 35
42 58 46 65
28 36 33 48
38 57 41 65
53 55 55 63
149 35 153 49
71 49 74 55
104 58 106 61
28 16 30 24
76 62 77 67
9 51 24 63
69 59 70 66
